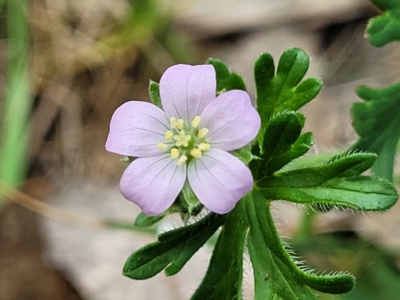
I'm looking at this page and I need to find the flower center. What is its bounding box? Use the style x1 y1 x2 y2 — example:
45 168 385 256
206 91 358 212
157 116 210 165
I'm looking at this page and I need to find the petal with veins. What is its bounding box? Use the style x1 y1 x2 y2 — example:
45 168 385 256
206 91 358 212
160 64 216 123
120 154 186 216
188 149 253 214
106 101 170 157
200 90 261 151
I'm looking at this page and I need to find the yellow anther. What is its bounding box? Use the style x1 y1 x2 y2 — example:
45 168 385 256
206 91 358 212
170 148 179 159
198 128 209 138
191 148 202 159
174 130 191 147
165 130 173 140
176 119 184 130
157 142 168 150
170 117 177 128
198 143 210 151
177 155 187 166
191 116 201 128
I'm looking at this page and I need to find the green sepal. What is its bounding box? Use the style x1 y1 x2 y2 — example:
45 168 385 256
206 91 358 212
246 190 355 299
148 79 162 108
120 156 135 164
123 213 225 279
258 153 398 211
207 58 246 93
366 0 400 47
134 212 165 228
179 181 202 216
191 201 248 300
254 48 322 141
231 145 255 164
251 111 313 179
350 83 400 181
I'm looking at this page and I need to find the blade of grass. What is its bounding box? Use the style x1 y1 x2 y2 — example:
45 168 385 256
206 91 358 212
0 0 30 207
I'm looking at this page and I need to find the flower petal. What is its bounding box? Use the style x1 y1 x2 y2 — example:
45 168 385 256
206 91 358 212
187 149 253 214
105 101 170 157
120 154 186 216
200 90 261 151
160 64 216 124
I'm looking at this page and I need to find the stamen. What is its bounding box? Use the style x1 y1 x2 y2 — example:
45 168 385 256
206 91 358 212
176 119 184 130
174 130 191 147
191 148 202 158
170 148 179 159
170 117 177 128
177 155 187 166
157 142 168 150
198 128 209 138
198 143 210 151
191 116 201 128
165 130 173 140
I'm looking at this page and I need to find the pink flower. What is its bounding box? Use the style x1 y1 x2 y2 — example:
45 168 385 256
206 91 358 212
106 64 261 216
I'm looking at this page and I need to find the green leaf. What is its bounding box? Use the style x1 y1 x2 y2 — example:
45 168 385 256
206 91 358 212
254 48 322 140
229 72 247 91
294 233 400 300
350 83 400 181
246 190 354 299
123 213 225 279
366 0 400 47
207 58 246 93
191 201 248 300
133 212 165 228
258 153 398 211
148 80 162 108
251 111 313 179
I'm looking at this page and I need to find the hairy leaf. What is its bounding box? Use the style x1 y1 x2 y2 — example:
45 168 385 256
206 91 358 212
294 232 400 300
123 213 225 279
246 191 354 299
258 153 398 211
191 201 248 300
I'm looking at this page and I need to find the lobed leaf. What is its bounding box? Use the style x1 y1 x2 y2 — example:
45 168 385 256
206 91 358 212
251 111 313 179
123 213 225 279
258 153 398 211
246 190 355 299
254 48 322 141
207 58 246 93
350 83 400 181
366 0 400 47
294 232 400 300
191 201 248 300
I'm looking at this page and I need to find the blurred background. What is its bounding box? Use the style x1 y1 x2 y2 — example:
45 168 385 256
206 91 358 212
0 0 399 299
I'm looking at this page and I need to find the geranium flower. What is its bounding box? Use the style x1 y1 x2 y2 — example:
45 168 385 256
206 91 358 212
106 64 261 216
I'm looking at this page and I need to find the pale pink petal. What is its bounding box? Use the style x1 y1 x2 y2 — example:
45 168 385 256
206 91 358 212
159 64 216 123
187 149 253 214
200 90 261 151
120 154 187 216
106 101 170 157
